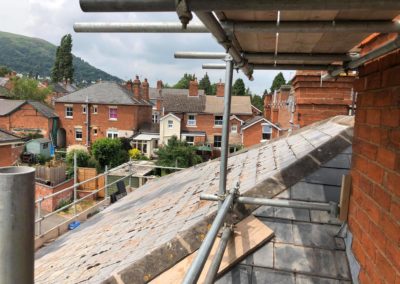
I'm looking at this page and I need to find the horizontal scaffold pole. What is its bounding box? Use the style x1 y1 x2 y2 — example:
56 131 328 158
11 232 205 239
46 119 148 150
202 63 339 71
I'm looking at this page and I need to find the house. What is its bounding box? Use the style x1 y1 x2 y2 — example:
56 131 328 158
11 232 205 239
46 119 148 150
26 138 52 158
44 81 78 106
264 73 355 131
54 78 152 147
0 129 24 167
0 99 59 142
240 116 281 148
154 80 276 150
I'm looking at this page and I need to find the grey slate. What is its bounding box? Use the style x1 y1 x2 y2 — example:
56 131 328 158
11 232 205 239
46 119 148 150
27 101 58 118
0 128 22 143
215 265 252 284
303 168 349 186
252 267 295 284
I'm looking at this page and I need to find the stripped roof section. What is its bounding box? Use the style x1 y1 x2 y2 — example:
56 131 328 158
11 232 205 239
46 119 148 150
35 116 353 284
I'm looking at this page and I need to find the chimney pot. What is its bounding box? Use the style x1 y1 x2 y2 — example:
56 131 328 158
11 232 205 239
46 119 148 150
189 80 199 97
133 76 141 100
142 78 149 101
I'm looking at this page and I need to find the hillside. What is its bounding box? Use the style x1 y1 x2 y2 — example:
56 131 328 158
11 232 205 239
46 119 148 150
0 31 122 83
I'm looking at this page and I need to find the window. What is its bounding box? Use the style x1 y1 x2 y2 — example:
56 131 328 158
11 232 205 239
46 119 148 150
93 105 98 114
93 128 98 136
213 135 222 147
152 113 159 123
107 130 118 139
109 107 118 120
187 114 196 126
168 120 173 129
42 142 49 149
82 105 87 114
75 128 83 141
65 106 73 118
214 116 223 126
231 124 238 133
185 136 194 145
133 141 147 154
262 124 272 140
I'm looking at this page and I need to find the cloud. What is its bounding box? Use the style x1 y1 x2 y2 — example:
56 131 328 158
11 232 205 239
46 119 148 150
2 0 295 94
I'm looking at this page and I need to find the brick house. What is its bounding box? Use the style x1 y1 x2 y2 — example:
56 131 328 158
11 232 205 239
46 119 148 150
264 73 355 132
0 99 59 142
241 116 281 148
55 79 152 147
0 128 24 166
154 80 275 149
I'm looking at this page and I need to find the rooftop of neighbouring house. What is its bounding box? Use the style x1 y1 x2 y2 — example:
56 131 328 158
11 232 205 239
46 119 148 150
0 99 58 118
35 115 353 283
55 81 151 106
216 146 352 284
50 82 78 94
0 128 23 144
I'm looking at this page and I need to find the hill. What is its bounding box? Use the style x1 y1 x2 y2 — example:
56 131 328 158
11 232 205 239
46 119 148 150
0 31 122 83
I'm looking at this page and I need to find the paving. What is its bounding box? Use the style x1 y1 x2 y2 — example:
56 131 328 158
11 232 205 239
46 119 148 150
216 146 353 284
34 116 353 284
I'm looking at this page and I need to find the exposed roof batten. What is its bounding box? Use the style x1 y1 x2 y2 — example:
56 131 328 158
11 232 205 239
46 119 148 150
80 0 400 12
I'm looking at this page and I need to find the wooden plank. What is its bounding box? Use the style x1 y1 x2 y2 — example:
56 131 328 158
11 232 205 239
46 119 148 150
339 174 352 221
150 215 274 284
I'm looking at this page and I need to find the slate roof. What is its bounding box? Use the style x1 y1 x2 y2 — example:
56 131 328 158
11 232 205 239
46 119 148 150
205 96 253 115
217 146 353 283
50 82 78 94
56 82 151 106
149 87 205 100
0 128 23 144
0 99 58 118
162 92 206 113
34 116 354 284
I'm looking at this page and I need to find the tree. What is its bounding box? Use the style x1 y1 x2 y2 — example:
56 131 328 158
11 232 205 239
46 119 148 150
251 95 264 113
51 34 74 83
0 66 11 77
156 136 202 168
199 73 212 95
244 87 252 96
270 72 286 93
11 77 51 102
173 73 195 89
232 78 245 96
91 138 129 169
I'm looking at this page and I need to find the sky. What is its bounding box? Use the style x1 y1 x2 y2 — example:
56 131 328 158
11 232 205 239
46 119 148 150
1 0 294 95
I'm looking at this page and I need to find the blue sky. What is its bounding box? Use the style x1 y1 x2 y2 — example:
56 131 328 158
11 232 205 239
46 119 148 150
1 0 294 94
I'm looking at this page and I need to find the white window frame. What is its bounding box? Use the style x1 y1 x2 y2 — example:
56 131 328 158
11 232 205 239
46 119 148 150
82 105 87 114
185 136 195 145
214 115 223 127
187 114 197 126
107 130 118 139
109 106 118 121
168 120 173 129
93 105 98 114
93 128 98 136
152 113 159 123
65 106 73 118
75 128 83 141
261 123 272 141
231 124 238 133
213 135 222 148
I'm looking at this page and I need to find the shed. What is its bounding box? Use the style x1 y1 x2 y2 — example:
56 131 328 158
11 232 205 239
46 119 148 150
26 138 52 158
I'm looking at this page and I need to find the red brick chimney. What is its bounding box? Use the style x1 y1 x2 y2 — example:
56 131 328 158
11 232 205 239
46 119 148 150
216 80 225 97
157 80 163 89
264 94 272 120
189 79 199 97
133 75 141 100
125 80 133 92
142 78 149 101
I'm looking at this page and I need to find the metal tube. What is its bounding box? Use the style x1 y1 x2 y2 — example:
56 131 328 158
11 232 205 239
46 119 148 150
80 0 400 12
105 165 109 198
74 22 208 33
218 57 233 206
244 52 355 62
203 227 232 284
225 20 400 34
203 63 338 71
182 190 235 284
73 152 78 216
236 196 333 212
0 166 36 284
174 51 226 59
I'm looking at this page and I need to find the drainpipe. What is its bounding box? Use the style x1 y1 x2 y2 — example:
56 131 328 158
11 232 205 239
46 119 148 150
0 166 36 284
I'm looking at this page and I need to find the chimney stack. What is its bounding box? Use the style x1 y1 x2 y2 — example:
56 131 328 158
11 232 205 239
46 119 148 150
125 80 133 92
157 80 163 89
189 79 199 97
142 78 149 101
216 80 225 97
133 75 141 100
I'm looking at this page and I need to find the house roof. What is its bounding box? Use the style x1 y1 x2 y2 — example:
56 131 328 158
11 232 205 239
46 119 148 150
34 115 354 284
0 99 58 118
205 96 253 115
0 128 23 144
0 77 9 87
217 146 353 283
149 87 205 100
56 82 151 106
159 112 181 121
162 92 206 113
50 82 78 94
27 138 51 144
242 116 282 131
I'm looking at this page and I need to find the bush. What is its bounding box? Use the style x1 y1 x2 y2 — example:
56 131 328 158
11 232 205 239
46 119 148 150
55 198 73 212
91 138 129 169
36 154 51 165
66 149 91 177
156 136 202 168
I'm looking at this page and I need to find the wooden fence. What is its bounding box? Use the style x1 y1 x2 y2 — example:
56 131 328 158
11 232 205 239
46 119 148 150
35 164 67 186
77 167 105 198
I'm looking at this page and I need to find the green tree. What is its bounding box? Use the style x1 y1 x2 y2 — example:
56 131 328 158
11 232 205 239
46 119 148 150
91 138 129 169
11 77 51 102
232 78 245 96
51 34 74 83
0 66 11 76
173 73 195 89
199 73 212 95
251 95 264 113
270 72 286 93
210 83 217 96
156 136 202 168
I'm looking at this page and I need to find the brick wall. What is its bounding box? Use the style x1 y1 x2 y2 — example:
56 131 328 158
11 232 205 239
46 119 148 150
35 179 74 212
348 48 400 283
0 145 12 166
